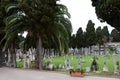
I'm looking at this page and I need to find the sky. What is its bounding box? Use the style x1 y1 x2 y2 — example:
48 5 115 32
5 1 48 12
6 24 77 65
60 0 114 34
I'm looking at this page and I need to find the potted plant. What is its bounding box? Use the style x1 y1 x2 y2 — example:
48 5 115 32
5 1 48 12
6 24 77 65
69 68 85 77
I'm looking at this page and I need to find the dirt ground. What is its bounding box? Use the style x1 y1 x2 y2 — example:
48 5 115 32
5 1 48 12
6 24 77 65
0 67 119 80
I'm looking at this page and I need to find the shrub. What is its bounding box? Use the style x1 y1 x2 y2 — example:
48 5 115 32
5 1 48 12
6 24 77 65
80 68 85 74
69 69 75 74
69 68 85 74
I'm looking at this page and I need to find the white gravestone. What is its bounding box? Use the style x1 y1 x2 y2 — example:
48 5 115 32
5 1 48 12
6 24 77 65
49 63 54 70
103 57 108 72
103 65 108 72
86 67 90 72
114 65 119 74
113 56 119 74
65 59 71 69
23 55 30 69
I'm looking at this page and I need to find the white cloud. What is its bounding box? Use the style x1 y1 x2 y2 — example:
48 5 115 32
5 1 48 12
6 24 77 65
60 0 114 34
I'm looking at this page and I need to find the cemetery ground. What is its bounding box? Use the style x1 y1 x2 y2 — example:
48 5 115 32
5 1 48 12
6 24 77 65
17 54 120 79
0 67 119 80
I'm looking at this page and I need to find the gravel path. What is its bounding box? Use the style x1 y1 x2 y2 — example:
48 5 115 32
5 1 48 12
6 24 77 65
0 67 119 80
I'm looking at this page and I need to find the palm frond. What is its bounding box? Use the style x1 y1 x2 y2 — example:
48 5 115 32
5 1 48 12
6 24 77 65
5 4 18 13
56 4 71 18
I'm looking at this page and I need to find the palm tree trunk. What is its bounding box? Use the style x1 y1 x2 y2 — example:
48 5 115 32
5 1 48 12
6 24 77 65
37 35 43 70
11 43 17 68
7 49 11 67
0 47 5 67
13 52 16 67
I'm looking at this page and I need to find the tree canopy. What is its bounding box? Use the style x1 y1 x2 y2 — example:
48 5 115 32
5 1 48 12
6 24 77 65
110 29 120 42
86 20 96 46
96 26 103 46
76 27 84 48
91 0 120 31
0 0 72 69
102 26 109 42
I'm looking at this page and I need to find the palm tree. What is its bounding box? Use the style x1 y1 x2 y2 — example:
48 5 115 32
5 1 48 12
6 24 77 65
0 15 5 66
0 0 26 67
0 0 6 48
2 0 72 69
0 0 12 66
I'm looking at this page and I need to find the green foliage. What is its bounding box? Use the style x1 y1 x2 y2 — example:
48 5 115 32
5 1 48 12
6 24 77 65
86 20 96 46
110 29 120 42
75 68 85 74
0 0 72 69
69 68 85 74
69 68 75 74
82 32 88 47
17 61 23 68
102 26 109 42
17 61 33 68
75 68 81 72
18 0 72 53
96 26 104 45
107 47 116 55
80 68 85 74
91 0 120 31
44 55 120 72
76 27 84 48
1 0 72 53
17 54 120 72
70 34 76 49
43 59 51 66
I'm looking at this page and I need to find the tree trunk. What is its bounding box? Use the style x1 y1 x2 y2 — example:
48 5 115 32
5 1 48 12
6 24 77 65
83 48 85 55
98 44 100 55
37 35 43 70
11 43 17 68
7 49 11 67
0 47 5 67
90 46 91 54
59 51 62 56
88 47 90 55
104 43 106 55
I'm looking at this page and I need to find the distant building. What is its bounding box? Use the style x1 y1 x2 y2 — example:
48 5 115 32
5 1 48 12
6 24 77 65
107 42 120 54
92 42 120 54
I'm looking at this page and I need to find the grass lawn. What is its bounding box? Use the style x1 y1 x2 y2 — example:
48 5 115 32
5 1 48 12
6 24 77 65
16 54 120 78
44 54 120 73
17 54 120 73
